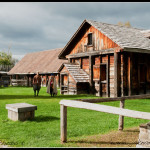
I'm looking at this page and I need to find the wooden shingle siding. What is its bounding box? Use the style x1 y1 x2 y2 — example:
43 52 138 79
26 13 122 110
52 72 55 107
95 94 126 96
70 26 119 56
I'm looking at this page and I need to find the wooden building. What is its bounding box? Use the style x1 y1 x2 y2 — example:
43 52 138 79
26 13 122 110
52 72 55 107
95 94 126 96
8 48 67 87
0 71 10 87
58 19 150 97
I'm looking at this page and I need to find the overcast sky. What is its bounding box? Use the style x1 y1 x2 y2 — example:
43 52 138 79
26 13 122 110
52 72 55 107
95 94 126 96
0 2 150 60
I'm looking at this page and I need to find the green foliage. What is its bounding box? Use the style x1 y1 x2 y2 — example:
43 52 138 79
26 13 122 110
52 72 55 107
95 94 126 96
0 50 18 65
0 51 12 65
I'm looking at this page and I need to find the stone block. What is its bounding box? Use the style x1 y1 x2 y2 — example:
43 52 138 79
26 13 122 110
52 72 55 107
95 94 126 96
137 123 150 147
6 103 37 121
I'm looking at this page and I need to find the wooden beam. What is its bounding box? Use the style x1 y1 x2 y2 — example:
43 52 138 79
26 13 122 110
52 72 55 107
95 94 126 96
124 48 150 54
60 105 67 143
60 100 150 120
114 52 119 97
67 48 115 59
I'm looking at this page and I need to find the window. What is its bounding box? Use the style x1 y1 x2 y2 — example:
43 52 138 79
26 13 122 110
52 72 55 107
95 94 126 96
87 33 92 45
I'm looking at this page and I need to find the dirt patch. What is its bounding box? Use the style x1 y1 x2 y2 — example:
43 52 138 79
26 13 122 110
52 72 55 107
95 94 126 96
66 127 140 147
0 142 8 148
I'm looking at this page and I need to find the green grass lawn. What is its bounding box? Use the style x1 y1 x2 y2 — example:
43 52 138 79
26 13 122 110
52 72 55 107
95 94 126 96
0 86 150 147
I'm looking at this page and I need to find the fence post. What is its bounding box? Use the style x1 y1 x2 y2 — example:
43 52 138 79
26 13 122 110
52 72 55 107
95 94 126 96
60 104 67 143
118 100 125 130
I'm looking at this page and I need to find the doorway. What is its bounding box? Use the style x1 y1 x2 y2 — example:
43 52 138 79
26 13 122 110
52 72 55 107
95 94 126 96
139 64 147 94
99 63 108 97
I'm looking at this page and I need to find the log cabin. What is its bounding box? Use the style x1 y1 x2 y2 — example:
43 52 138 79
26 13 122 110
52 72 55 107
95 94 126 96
8 48 67 87
58 19 150 97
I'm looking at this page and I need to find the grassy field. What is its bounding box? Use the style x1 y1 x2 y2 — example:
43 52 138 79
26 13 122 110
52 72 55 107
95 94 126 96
0 86 150 147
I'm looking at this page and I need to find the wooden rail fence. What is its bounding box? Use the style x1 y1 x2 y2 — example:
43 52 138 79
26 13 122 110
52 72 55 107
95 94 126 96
11 79 27 86
60 97 150 143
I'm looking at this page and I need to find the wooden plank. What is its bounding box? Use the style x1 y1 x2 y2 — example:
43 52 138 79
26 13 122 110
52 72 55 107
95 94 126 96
60 100 150 120
60 105 67 143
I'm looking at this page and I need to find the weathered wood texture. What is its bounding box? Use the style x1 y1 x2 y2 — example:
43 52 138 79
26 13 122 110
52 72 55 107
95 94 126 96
81 57 89 74
60 100 150 120
70 26 119 55
60 99 150 143
60 105 67 143
60 66 77 95
118 100 125 130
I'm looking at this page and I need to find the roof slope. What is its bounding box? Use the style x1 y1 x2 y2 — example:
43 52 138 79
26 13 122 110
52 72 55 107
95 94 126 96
59 19 150 59
87 20 150 50
8 48 67 74
64 63 89 83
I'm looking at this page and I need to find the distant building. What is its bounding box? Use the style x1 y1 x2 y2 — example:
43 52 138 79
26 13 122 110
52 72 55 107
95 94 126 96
8 48 67 87
0 71 10 87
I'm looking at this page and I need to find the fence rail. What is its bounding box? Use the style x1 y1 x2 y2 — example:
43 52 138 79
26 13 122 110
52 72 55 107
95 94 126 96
11 79 27 86
60 99 150 143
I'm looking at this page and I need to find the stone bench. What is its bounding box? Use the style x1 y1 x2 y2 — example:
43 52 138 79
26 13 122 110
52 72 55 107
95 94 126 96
136 122 150 148
6 103 37 121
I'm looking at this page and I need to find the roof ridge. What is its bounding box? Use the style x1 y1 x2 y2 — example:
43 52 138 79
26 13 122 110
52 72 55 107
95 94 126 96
86 19 143 31
27 47 63 55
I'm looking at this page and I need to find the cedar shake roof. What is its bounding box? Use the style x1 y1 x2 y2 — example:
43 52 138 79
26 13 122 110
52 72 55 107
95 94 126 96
63 63 89 83
59 19 150 59
8 48 67 75
87 20 150 50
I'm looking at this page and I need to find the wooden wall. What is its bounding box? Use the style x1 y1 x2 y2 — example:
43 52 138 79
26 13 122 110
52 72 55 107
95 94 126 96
70 26 119 55
60 66 77 95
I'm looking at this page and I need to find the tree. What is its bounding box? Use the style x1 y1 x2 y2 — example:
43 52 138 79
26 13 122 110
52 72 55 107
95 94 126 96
0 50 18 65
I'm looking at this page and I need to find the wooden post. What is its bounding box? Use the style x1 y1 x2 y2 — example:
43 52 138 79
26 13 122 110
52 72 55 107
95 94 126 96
99 56 102 97
58 73 60 88
114 52 118 97
106 55 110 97
60 105 67 143
118 100 125 130
128 53 132 96
10 75 12 86
67 74 69 94
27 75 29 87
89 55 93 87
60 74 62 94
